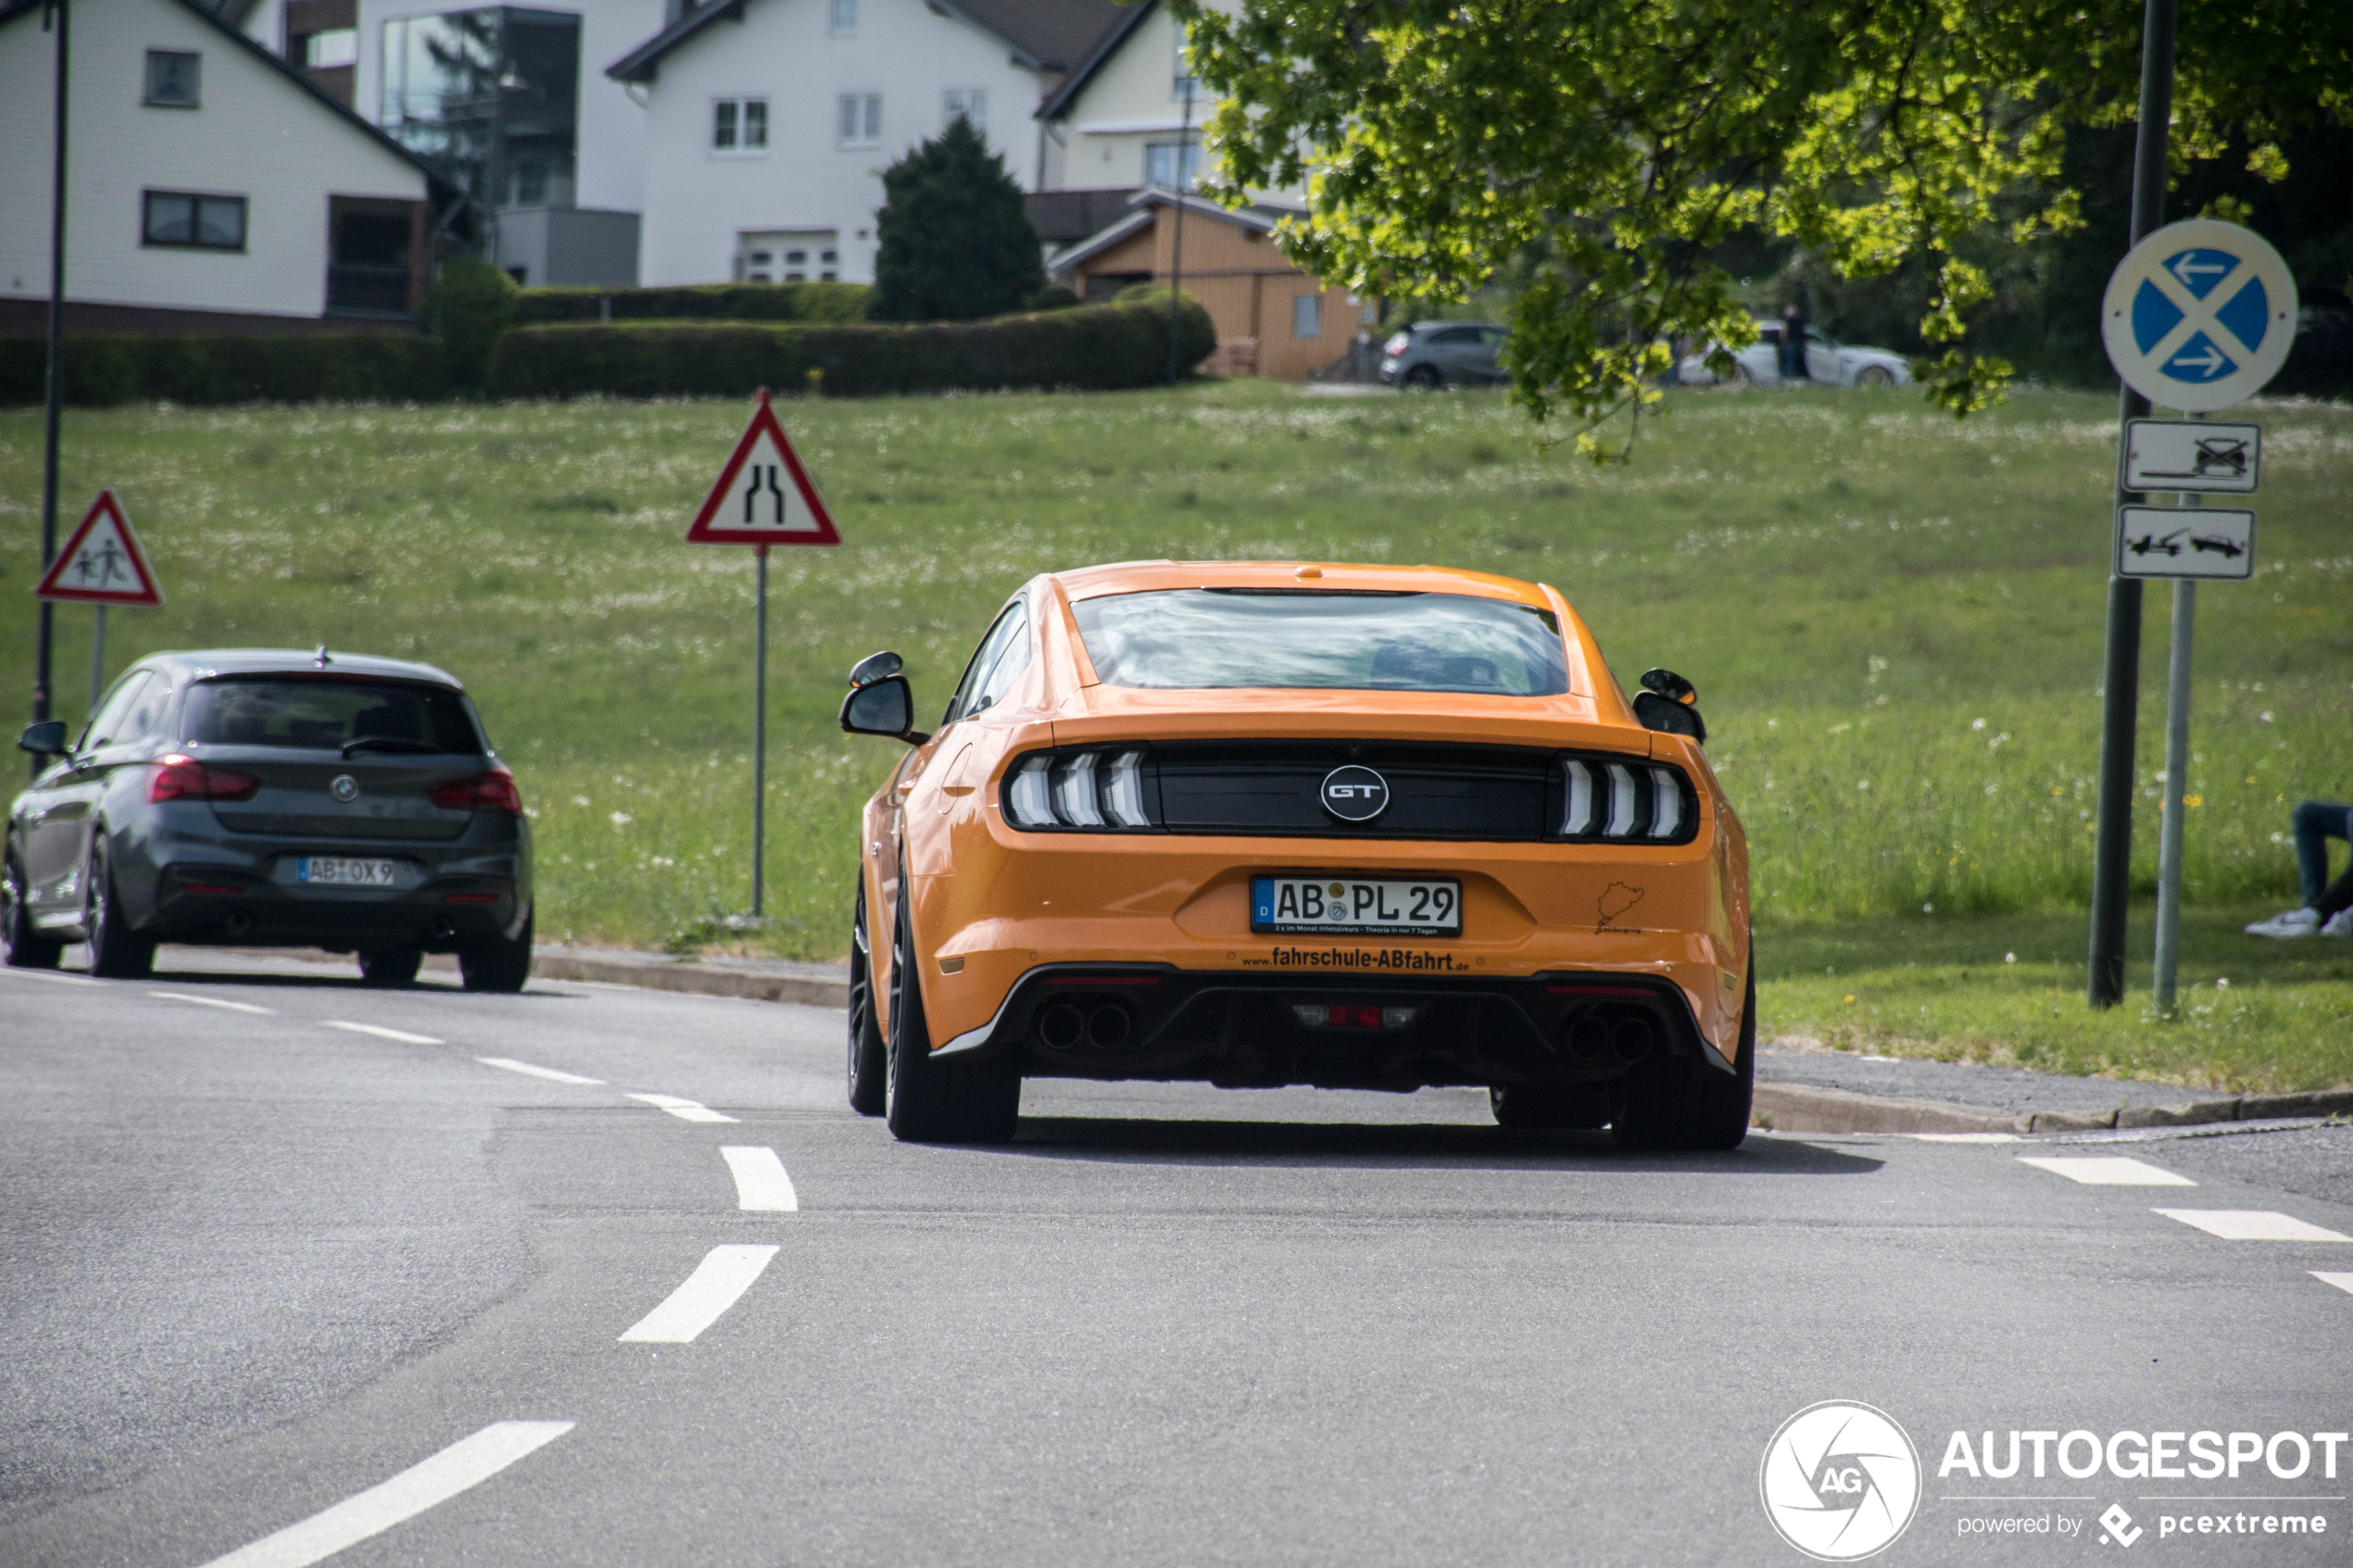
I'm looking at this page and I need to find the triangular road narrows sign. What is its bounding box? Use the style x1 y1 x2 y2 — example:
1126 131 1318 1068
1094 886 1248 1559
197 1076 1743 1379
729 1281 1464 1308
35 490 165 606
686 389 843 547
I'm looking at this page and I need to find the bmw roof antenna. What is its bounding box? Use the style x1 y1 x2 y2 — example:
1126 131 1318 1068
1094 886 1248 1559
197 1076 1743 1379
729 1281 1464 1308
315 644 333 667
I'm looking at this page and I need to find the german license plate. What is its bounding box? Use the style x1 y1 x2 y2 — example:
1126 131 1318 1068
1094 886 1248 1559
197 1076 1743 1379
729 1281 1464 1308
297 856 397 887
1251 876 1461 936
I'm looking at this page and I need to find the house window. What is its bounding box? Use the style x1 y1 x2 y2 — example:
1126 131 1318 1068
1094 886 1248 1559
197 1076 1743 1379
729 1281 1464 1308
1291 293 1322 340
830 0 856 33
143 191 245 251
838 93 880 146
144 50 200 107
304 30 358 69
1173 25 1198 96
1145 141 1200 189
713 97 767 152
512 160 547 206
944 89 986 131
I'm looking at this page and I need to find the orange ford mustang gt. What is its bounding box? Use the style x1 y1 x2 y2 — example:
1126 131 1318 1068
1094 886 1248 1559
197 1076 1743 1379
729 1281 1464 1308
838 560 1752 1148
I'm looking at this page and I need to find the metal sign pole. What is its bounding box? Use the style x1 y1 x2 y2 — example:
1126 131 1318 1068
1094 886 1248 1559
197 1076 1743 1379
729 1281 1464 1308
752 544 769 918
87 604 105 714
2150 411 2203 1011
33 0 69 770
2087 0 2179 1008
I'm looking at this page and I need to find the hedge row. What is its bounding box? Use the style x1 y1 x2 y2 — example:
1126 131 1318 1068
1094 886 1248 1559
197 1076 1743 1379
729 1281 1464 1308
513 281 872 326
0 332 451 408
489 295 1214 399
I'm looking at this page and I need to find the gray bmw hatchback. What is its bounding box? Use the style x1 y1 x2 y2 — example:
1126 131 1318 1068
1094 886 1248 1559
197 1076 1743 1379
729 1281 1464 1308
5 648 533 987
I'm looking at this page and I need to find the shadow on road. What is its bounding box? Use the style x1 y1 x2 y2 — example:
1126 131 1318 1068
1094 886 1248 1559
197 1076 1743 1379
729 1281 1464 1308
1003 1116 1883 1174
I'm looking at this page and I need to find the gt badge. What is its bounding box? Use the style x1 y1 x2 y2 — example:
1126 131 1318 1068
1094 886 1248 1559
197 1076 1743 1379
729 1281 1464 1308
331 774 360 802
1319 765 1390 822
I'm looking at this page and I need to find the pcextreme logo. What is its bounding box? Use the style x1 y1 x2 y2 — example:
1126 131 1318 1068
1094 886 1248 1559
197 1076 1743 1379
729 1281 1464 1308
1760 1401 1923 1561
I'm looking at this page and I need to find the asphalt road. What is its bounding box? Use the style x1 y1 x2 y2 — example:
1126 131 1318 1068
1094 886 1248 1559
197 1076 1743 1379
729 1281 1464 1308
4 956 2350 1567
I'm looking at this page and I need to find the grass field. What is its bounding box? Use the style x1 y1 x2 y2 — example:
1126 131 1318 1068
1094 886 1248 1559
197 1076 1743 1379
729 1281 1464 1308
3 380 2348 1089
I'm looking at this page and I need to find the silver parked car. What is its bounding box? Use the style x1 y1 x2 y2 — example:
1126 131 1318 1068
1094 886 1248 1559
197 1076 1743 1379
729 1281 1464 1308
1379 321 1510 388
1676 321 1913 388
5 648 534 987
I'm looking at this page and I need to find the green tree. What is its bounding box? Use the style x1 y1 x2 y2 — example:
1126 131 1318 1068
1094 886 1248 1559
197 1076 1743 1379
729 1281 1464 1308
1172 0 2353 456
872 116 1046 322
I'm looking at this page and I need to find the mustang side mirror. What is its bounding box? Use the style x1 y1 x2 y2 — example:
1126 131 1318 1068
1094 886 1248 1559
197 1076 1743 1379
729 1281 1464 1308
840 675 925 745
1632 668 1706 744
17 720 69 757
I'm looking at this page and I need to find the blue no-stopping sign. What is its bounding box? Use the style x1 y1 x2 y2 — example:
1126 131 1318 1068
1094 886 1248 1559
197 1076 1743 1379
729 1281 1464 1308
2102 220 2297 411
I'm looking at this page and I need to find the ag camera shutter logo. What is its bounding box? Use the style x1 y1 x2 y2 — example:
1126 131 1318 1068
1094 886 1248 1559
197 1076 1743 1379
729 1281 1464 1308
1760 1401 1921 1561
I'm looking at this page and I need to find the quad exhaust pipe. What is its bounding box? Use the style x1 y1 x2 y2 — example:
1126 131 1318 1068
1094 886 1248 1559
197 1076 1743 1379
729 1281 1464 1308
1563 1010 1655 1065
1034 997 1137 1053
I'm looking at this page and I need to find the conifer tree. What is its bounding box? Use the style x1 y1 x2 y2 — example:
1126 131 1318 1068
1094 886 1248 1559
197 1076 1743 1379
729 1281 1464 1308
872 116 1046 322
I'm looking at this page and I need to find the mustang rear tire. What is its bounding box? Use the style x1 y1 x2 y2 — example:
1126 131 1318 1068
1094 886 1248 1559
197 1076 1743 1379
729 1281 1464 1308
84 848 156 981
459 911 532 993
1611 949 1754 1150
846 882 887 1115
359 947 424 986
4 855 63 970
884 890 1019 1144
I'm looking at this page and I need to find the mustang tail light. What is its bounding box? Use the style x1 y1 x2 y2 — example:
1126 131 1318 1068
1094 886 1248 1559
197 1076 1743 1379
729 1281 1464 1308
1556 756 1695 842
150 756 259 803
430 766 523 814
1004 748 1158 832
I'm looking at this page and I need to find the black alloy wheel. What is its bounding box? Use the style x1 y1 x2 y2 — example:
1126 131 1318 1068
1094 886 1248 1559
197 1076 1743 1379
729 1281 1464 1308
3 854 63 970
84 846 156 981
459 909 533 994
883 880 1019 1144
358 947 425 986
1403 364 1443 391
846 881 887 1115
1611 939 1755 1151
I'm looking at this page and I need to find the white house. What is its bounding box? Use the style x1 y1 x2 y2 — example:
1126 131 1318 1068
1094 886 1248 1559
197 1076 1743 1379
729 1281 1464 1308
607 0 1121 287
217 0 661 286
0 0 440 331
1033 0 1202 197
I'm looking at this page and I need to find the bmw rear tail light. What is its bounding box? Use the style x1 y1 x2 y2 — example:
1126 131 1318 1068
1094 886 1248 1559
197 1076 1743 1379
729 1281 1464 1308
1003 748 1159 832
150 755 259 803
1555 756 1696 843
430 766 523 814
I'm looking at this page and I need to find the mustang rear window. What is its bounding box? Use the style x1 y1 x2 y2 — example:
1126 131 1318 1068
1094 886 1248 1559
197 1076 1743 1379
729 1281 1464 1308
1071 589 1570 696
184 679 484 753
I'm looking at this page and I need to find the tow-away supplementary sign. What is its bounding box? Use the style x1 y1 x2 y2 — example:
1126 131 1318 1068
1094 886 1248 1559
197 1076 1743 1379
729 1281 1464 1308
2123 419 2261 494
34 490 165 606
2116 505 2256 580
685 388 841 546
2102 220 2297 412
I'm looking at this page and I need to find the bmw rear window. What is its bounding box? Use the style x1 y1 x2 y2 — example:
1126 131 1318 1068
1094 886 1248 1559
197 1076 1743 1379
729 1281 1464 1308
183 678 485 753
1071 589 1570 696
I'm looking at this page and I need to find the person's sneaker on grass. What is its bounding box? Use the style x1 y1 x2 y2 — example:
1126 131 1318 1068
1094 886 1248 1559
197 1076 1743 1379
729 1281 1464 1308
2246 908 2322 937
2324 909 2353 938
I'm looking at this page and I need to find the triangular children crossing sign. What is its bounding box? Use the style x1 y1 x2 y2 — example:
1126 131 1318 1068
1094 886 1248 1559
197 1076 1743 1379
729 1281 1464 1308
686 389 842 546
35 490 165 606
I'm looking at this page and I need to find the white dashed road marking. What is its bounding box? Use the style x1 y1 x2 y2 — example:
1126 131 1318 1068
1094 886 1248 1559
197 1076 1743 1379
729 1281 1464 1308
618 1245 779 1343
721 1147 799 1211
627 1093 737 1123
475 1057 606 1085
324 1021 444 1046
150 991 274 1014
1911 1133 2023 1143
2020 1156 2196 1185
6 970 101 986
2154 1210 2353 1242
193 1420 573 1568
2311 1273 2353 1296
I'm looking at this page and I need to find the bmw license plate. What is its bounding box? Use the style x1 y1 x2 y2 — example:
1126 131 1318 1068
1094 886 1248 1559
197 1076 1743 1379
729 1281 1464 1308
1252 876 1461 936
297 857 398 887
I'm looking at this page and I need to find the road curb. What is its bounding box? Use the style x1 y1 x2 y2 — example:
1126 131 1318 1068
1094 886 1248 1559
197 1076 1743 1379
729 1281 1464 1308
531 951 849 1010
1754 1081 2353 1136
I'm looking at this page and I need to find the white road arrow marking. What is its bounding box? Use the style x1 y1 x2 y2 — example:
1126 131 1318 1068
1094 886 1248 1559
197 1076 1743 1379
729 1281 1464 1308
618 1245 779 1342
721 1147 799 1211
193 1421 573 1568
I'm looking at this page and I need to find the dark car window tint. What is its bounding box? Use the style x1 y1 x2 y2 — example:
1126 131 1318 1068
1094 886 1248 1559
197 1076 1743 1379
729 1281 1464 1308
1429 326 1478 344
81 671 155 750
125 675 174 740
1071 590 1568 696
965 603 1031 717
183 679 484 752
941 602 1026 727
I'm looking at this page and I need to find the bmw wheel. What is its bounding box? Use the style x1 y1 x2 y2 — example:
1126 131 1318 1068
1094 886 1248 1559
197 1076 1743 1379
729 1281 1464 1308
884 880 1019 1144
3 853 63 970
459 910 533 993
84 846 156 981
846 881 887 1115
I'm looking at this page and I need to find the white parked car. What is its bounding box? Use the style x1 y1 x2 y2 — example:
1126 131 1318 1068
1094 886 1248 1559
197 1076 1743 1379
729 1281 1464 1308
1677 321 1912 388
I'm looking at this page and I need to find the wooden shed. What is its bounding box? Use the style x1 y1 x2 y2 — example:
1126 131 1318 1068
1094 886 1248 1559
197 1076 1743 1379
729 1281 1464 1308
1049 192 1369 381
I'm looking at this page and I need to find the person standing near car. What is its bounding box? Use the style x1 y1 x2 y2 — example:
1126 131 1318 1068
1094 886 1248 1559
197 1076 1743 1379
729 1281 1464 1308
2246 799 2353 936
1780 302 1812 382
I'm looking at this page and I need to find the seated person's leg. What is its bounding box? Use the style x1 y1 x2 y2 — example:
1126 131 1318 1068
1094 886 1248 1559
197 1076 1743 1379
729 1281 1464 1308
2293 801 2353 909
